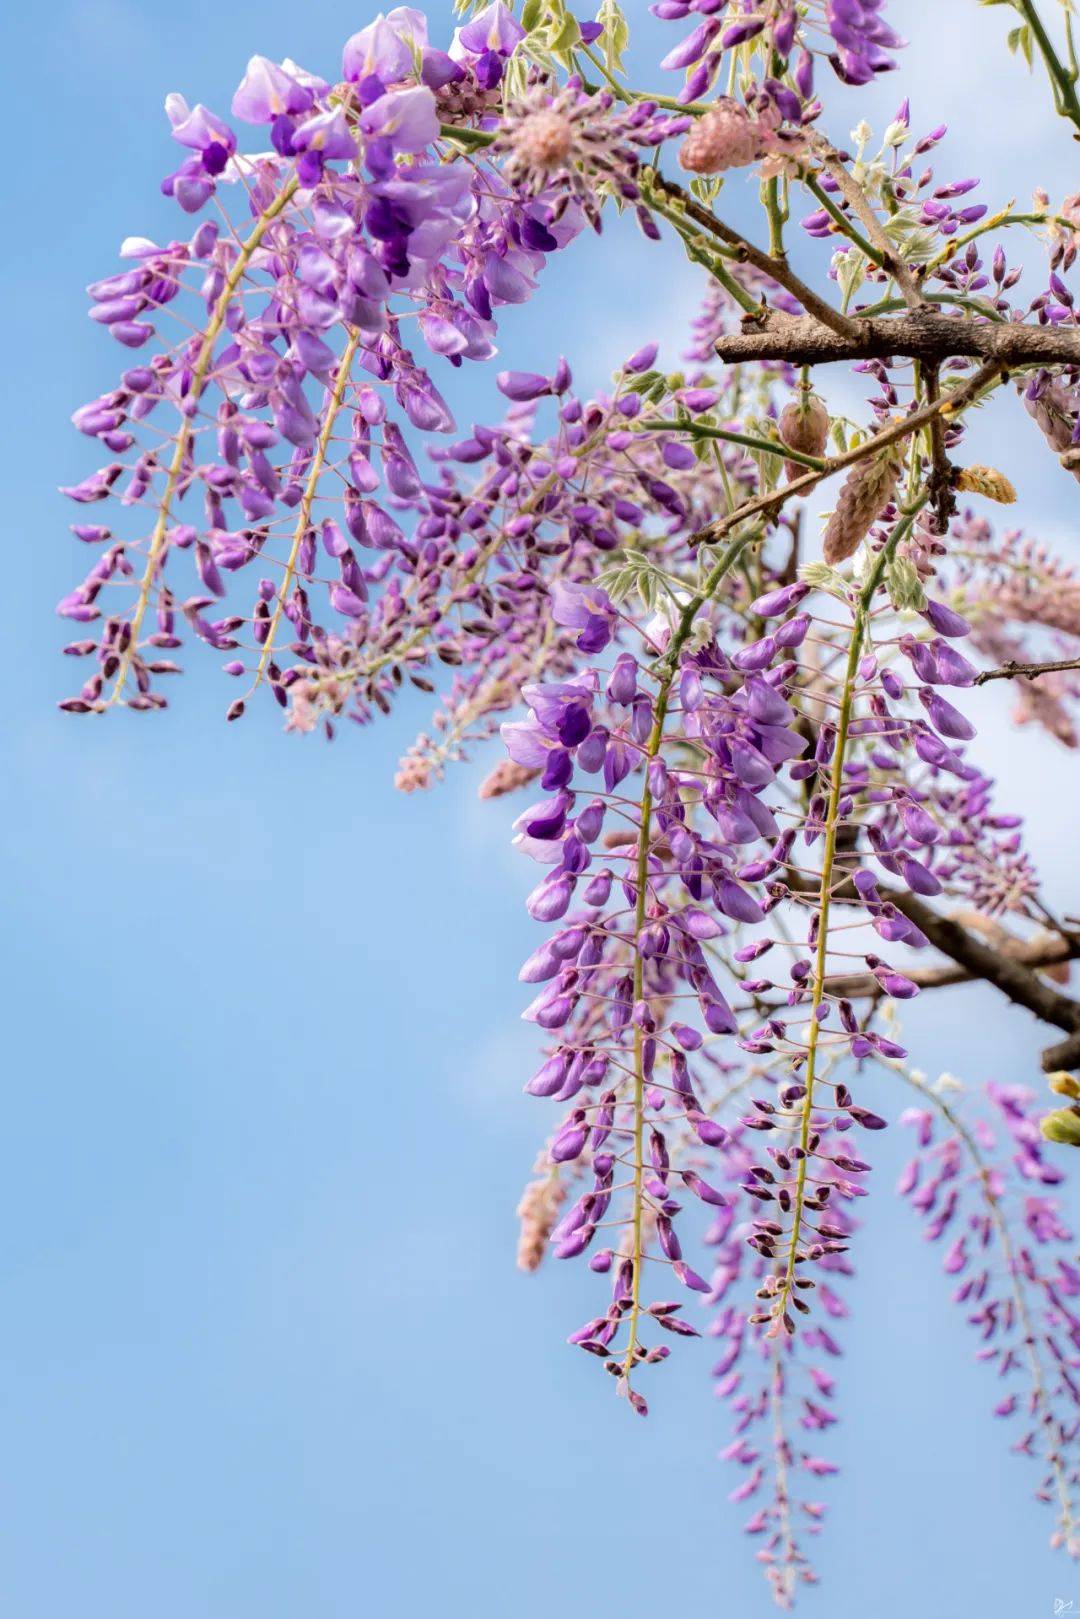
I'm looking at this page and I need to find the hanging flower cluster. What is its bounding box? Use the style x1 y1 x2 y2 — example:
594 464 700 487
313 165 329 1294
899 1073 1079 1551
58 0 1080 1606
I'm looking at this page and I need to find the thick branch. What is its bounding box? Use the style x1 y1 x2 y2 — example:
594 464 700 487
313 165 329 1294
712 308 1080 368
883 886 1080 1040
784 867 1080 1068
822 932 1079 1000
1041 1031 1080 1071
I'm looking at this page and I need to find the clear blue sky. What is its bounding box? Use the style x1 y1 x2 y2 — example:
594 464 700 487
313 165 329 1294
3 3 1079 1615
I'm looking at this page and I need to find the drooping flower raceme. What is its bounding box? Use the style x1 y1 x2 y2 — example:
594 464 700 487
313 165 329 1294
58 1 1080 1606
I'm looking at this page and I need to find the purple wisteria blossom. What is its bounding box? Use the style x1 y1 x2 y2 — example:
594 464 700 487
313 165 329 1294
56 0 1080 1606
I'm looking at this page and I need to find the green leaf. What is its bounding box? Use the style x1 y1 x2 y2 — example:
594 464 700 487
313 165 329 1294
886 553 927 613
594 563 635 604
1006 22 1034 65
545 2 581 53
834 246 869 305
689 175 724 204
598 0 630 75
799 561 848 598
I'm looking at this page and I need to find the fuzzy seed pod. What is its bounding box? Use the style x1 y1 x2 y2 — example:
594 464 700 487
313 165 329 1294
1023 373 1075 452
516 1163 567 1271
478 759 541 800
822 446 903 566
678 99 766 175
778 390 830 480
955 464 1017 504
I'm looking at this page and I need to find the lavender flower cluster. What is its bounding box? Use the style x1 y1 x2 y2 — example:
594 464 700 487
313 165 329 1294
58 0 1080 1605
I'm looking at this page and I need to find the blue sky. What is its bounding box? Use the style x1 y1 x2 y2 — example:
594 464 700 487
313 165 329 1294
3 3 1080 1615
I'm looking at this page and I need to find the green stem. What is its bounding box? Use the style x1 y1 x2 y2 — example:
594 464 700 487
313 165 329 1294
927 205 1048 270
764 175 788 260
106 174 300 707
636 417 826 471
438 122 494 148
772 497 927 1328
620 528 756 1390
645 189 763 315
247 328 362 699
578 43 714 114
1015 0 1080 131
853 291 1005 322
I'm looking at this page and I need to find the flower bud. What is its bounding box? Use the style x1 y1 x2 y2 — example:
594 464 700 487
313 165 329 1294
1040 1107 1080 1147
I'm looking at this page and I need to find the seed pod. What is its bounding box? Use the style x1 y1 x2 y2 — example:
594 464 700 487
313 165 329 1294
515 1161 567 1272
1023 371 1075 452
478 759 541 800
822 445 903 566
778 389 830 480
955 463 1017 503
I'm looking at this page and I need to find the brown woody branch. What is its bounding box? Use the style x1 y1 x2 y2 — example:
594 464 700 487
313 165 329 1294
878 887 1080 1066
817 147 928 313
784 868 1080 1071
920 361 957 531
711 307 1080 368
975 656 1080 685
687 359 1003 549
821 932 1078 1000
644 170 861 341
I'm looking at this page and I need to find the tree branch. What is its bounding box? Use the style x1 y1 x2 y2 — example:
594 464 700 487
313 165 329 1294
821 932 1079 1000
686 360 1003 549
920 361 957 532
712 307 1080 368
784 867 1080 1070
644 171 862 341
817 147 928 312
881 886 1080 1044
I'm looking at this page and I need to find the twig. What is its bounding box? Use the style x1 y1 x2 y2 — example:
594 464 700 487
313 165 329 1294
1015 0 1080 134
817 146 927 311
643 170 861 340
686 360 1004 551
975 656 1080 685
783 867 1080 1066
